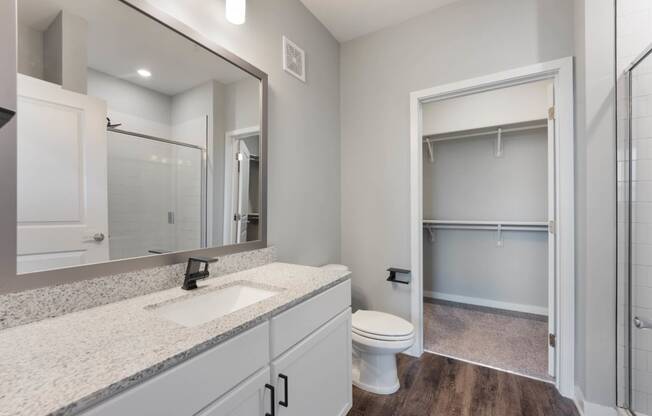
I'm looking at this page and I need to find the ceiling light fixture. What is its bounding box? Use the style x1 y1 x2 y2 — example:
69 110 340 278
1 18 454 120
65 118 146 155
137 68 152 78
226 0 246 25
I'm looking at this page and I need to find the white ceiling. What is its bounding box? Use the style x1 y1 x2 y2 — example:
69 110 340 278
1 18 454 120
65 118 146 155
299 0 463 42
18 0 252 96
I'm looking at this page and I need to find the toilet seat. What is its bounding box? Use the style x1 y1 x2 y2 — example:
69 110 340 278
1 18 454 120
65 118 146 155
352 327 414 341
352 310 414 340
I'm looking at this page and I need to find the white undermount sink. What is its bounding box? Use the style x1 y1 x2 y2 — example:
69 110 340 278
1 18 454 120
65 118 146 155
153 284 279 328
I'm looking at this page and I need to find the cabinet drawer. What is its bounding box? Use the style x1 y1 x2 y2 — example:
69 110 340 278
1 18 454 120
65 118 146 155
82 322 269 416
270 280 350 358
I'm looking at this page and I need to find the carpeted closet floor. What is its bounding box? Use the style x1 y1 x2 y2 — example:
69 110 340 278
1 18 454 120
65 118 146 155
423 299 552 381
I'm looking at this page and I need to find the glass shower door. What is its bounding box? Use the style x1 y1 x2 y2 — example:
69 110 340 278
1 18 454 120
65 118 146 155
107 130 205 260
620 46 652 415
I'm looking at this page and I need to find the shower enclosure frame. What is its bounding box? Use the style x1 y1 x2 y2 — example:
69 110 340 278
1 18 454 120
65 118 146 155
617 41 652 416
107 127 209 250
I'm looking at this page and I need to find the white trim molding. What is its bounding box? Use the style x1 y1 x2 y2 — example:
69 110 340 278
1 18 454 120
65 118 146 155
423 291 548 316
408 57 575 398
223 126 261 245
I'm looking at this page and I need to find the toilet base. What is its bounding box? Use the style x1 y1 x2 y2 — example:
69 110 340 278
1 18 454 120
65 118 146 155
352 371 400 395
352 349 401 395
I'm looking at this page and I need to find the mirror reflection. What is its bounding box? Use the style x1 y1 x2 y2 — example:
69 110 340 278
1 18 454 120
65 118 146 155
16 0 262 274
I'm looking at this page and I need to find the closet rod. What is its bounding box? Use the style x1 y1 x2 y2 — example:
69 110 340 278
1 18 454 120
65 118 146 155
423 220 548 227
423 224 547 232
423 123 547 144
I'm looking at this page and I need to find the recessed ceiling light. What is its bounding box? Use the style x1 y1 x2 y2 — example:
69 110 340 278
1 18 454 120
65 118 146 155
226 0 246 25
137 69 152 78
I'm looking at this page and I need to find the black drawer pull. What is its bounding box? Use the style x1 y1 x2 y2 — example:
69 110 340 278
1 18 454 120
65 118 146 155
279 374 289 407
265 384 275 416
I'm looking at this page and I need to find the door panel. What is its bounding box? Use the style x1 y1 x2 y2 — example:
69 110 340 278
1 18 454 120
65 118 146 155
271 309 352 416
16 74 109 273
629 50 652 415
17 98 82 222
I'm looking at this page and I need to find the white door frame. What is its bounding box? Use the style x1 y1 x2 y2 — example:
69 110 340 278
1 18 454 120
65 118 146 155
223 126 260 245
408 57 575 398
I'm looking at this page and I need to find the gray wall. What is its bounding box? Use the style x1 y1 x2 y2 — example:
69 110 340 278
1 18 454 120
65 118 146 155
87 68 173 128
425 230 548 310
225 77 260 132
424 131 548 221
573 0 617 409
152 0 341 265
423 130 548 312
340 0 574 321
43 11 88 94
17 23 43 79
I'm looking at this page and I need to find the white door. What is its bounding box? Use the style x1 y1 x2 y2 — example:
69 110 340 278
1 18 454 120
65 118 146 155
16 74 109 273
546 83 557 378
196 368 272 416
235 140 251 244
271 309 352 416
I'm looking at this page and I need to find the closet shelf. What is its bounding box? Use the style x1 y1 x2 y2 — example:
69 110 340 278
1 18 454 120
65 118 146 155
423 220 548 228
422 119 547 162
422 120 547 143
422 220 550 244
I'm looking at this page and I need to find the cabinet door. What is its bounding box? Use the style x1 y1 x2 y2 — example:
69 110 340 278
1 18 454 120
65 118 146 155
271 309 351 416
197 367 272 416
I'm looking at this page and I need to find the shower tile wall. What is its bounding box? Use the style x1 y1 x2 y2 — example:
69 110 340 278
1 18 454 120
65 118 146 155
173 146 203 251
618 0 652 412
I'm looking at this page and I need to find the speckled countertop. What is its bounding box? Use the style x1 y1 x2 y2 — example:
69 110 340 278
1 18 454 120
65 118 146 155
0 262 351 416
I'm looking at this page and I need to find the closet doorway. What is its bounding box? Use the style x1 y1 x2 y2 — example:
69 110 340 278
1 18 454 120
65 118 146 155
409 58 575 398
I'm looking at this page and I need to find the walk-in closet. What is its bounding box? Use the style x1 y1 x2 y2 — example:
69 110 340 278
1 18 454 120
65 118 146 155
421 80 555 381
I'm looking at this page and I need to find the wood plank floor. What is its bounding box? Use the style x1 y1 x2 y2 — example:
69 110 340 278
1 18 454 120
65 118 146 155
348 353 578 416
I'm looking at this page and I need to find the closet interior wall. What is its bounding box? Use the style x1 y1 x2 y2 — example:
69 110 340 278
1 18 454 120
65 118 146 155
422 80 551 316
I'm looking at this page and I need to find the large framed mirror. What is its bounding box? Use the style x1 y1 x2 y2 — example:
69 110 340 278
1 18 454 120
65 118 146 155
3 0 267 292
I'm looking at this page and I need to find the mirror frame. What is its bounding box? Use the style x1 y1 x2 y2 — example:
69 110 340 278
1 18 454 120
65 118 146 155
0 0 268 293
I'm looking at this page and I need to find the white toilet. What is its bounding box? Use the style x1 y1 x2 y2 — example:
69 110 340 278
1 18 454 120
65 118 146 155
321 264 415 395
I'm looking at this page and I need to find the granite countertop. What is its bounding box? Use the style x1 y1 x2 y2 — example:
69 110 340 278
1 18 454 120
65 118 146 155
0 262 350 416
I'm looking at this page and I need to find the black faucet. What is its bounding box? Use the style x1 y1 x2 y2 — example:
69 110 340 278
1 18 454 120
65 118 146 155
182 256 218 290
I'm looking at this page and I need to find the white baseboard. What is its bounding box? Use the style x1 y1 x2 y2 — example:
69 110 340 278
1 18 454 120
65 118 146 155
575 385 620 416
424 291 548 316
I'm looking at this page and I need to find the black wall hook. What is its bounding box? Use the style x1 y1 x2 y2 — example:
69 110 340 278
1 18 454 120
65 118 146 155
387 267 411 284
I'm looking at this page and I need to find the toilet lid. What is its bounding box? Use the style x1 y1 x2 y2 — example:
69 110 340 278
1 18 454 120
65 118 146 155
352 310 414 339
352 327 414 342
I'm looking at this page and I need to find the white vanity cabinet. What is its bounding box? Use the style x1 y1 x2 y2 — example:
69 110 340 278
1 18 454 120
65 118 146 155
80 280 351 416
